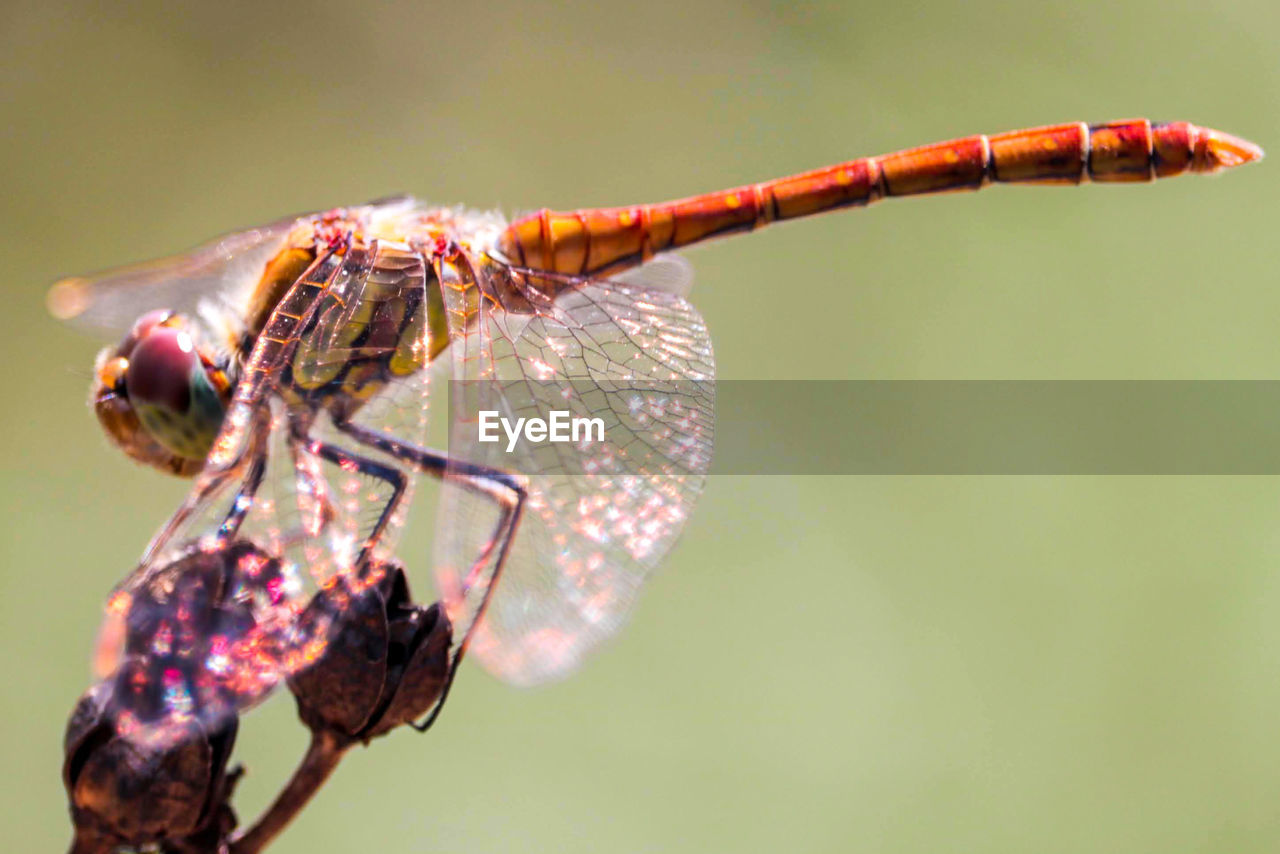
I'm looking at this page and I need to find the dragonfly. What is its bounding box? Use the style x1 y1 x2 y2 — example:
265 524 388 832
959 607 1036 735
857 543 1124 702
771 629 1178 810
50 119 1261 745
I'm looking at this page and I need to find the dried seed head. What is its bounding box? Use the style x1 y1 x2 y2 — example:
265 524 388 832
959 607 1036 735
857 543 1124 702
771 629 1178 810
63 539 294 853
63 679 238 853
289 560 452 741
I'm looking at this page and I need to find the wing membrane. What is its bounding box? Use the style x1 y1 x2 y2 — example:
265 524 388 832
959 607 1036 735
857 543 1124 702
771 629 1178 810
611 253 695 298
433 251 715 686
47 213 307 337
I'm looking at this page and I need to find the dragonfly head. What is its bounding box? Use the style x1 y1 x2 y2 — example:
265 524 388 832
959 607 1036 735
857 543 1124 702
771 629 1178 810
92 310 234 477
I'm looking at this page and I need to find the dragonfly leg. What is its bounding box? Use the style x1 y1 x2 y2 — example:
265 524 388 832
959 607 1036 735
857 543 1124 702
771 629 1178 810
215 447 269 543
288 418 409 568
409 480 523 733
285 419 339 543
141 408 271 563
332 419 527 733
331 420 527 577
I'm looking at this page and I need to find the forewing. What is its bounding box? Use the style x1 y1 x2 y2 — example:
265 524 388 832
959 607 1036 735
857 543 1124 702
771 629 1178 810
433 252 714 686
47 213 304 336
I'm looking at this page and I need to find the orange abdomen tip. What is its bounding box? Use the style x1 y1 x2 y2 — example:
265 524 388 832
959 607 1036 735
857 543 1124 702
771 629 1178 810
1190 125 1265 172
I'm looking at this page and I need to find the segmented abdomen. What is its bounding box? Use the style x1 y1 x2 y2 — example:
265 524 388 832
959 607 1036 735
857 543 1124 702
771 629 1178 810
497 119 1260 277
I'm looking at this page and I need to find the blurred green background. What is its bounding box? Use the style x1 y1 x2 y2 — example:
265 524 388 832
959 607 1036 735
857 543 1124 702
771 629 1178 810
3 0 1279 851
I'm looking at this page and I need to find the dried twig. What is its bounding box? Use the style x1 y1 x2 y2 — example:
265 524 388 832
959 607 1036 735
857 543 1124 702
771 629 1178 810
229 730 352 854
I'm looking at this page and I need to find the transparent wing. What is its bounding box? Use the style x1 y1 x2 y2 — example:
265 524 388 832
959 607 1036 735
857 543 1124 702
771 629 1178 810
93 240 435 746
611 253 695 298
433 251 715 687
47 212 307 337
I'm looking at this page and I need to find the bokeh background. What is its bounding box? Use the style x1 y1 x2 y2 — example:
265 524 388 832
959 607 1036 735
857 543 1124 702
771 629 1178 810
3 1 1279 851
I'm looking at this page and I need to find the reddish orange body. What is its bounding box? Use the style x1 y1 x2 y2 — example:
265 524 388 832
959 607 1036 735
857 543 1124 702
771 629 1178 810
497 119 1262 277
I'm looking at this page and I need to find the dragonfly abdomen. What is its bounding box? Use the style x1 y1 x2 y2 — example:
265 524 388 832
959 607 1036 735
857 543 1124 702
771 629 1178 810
497 119 1261 277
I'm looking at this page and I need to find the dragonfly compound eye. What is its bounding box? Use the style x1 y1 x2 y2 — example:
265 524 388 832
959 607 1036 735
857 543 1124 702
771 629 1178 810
91 311 233 477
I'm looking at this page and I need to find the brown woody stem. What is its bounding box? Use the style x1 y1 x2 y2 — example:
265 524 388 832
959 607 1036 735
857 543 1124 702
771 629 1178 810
229 730 351 854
